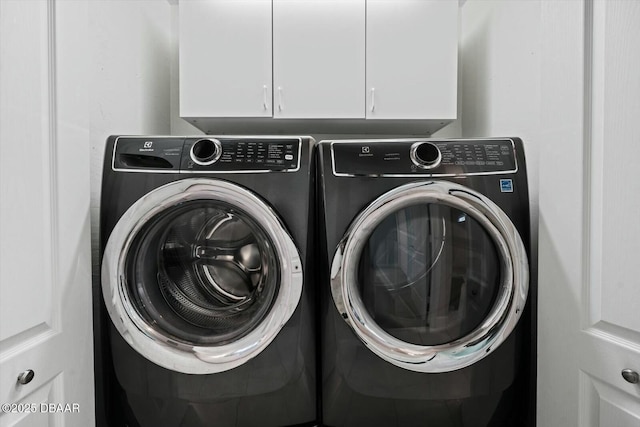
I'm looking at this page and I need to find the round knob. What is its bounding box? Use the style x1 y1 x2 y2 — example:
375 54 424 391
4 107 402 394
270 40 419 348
190 138 222 166
622 369 639 384
410 142 442 169
17 370 35 385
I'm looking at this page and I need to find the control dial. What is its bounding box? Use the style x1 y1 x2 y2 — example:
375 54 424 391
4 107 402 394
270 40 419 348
410 141 442 169
190 138 222 166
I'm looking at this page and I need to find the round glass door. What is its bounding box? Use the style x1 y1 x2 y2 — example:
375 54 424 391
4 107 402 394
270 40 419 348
359 204 501 346
331 180 528 373
125 200 280 346
102 179 303 374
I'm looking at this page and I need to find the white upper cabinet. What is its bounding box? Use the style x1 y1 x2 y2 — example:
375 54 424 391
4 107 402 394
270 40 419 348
180 0 272 118
179 0 458 128
272 0 365 119
366 0 458 120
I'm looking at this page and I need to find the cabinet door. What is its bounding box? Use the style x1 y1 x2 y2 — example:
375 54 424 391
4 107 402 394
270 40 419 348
180 0 272 118
0 1 94 426
366 0 458 120
273 0 365 119
538 0 640 425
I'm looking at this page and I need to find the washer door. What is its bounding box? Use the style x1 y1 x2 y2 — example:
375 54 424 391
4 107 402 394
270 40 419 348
331 180 528 373
102 178 303 374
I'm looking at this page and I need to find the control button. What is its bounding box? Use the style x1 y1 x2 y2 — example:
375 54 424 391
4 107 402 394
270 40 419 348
190 138 222 166
285 154 294 161
410 141 442 169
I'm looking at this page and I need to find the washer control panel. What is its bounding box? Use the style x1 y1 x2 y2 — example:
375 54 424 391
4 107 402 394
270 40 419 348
112 137 301 173
182 137 300 172
331 139 517 176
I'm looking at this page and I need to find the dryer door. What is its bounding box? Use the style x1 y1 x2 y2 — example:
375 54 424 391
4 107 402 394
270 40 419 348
331 180 528 373
102 178 303 374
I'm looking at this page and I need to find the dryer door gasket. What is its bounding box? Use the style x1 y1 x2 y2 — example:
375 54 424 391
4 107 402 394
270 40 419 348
331 180 528 373
102 178 303 374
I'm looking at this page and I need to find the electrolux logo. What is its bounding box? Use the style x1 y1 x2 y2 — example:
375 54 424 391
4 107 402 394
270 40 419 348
359 145 373 158
140 141 154 152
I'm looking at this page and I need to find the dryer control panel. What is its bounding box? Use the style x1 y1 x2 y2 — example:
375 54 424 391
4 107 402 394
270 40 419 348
331 139 517 177
111 137 302 173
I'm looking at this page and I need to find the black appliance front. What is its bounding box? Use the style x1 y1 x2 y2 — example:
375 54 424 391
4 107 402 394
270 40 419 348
317 138 534 427
95 136 316 427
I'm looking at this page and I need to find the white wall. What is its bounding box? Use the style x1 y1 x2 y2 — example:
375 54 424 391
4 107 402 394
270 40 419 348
459 0 541 246
169 2 204 136
89 0 174 280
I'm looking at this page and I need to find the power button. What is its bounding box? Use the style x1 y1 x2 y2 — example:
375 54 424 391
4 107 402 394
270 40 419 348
285 154 294 161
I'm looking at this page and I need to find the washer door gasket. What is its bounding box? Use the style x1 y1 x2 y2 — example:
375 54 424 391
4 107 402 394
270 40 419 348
331 180 528 373
102 178 303 374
